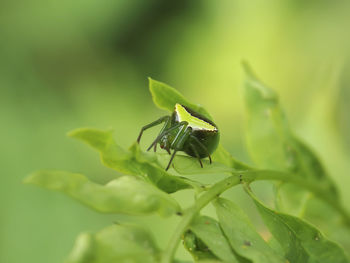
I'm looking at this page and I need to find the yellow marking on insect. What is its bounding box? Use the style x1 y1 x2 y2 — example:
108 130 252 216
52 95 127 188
175 103 217 131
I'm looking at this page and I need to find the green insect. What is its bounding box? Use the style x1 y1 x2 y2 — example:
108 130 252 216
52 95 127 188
137 103 220 170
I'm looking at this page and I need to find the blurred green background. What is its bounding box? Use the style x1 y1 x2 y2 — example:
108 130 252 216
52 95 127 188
2 0 350 262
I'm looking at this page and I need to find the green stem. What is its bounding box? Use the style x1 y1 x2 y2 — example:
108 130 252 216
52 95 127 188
162 169 350 263
161 174 241 263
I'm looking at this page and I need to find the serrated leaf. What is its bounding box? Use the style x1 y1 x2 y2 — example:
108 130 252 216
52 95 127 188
213 198 285 263
242 62 338 214
68 128 192 193
189 216 241 263
24 171 180 217
65 224 159 263
246 188 349 263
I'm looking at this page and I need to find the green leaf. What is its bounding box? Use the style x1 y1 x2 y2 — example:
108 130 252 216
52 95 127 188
242 62 336 184
24 171 180 217
65 224 159 263
288 138 338 195
171 151 251 176
183 230 219 262
302 198 350 259
275 183 312 217
189 216 241 263
172 155 233 175
68 128 138 174
68 128 192 193
211 144 252 171
246 187 349 263
242 62 338 214
130 143 195 193
148 78 211 120
213 197 285 263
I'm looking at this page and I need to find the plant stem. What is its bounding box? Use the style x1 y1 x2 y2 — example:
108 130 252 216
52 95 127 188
162 169 350 263
161 174 241 263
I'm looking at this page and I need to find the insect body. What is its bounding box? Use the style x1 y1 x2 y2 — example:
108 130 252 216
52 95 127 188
137 103 220 170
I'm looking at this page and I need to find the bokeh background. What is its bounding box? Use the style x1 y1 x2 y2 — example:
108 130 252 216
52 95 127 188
2 0 350 262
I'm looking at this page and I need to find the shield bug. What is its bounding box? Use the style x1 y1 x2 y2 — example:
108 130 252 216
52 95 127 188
137 103 220 170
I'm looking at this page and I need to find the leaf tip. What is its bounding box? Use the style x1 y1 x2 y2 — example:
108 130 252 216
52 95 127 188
23 170 42 185
241 60 257 80
22 174 34 184
66 128 78 138
67 127 97 138
147 77 160 102
241 62 278 102
148 77 158 91
67 127 115 150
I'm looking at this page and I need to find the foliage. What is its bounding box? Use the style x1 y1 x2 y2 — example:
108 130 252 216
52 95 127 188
25 65 350 263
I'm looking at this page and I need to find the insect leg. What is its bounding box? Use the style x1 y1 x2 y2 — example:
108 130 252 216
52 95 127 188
189 143 203 168
166 127 192 171
190 135 212 164
147 121 188 151
166 150 178 171
137 116 170 143
170 124 188 149
153 116 171 152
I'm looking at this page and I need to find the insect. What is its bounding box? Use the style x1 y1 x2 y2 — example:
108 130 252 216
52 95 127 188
137 103 220 170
